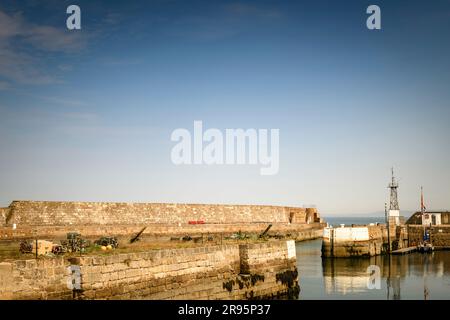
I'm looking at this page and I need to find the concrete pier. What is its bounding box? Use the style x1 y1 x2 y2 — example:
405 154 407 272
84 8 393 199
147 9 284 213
322 219 409 258
391 247 417 255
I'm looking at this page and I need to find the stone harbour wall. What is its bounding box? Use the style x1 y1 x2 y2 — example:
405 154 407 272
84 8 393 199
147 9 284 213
0 222 325 241
0 257 72 300
322 239 383 257
0 208 9 226
3 201 318 227
407 225 450 247
322 225 385 257
0 240 299 300
321 224 407 258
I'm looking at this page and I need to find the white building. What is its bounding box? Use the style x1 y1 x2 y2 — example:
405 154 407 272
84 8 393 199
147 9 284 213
422 212 441 226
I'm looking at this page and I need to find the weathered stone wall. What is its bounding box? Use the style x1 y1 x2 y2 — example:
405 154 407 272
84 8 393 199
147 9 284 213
4 201 313 227
77 245 241 300
407 225 450 247
406 212 450 225
0 240 299 300
321 224 407 258
240 241 295 273
0 208 8 226
0 257 72 299
322 239 383 257
0 222 325 241
322 225 385 257
392 225 409 250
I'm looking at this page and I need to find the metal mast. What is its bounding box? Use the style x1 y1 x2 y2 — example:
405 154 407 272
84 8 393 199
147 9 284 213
420 186 425 215
388 167 399 210
385 202 391 253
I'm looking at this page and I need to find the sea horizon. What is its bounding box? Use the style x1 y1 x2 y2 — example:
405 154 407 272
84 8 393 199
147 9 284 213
322 216 387 227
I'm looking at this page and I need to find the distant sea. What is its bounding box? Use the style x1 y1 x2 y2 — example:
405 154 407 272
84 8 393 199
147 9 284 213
323 216 385 227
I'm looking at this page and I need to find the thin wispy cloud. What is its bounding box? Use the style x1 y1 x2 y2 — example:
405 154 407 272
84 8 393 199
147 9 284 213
59 124 158 139
2 90 91 109
225 3 282 19
0 9 86 86
25 26 85 52
57 64 73 72
40 96 90 107
101 12 123 26
101 57 143 67
0 47 61 85
0 80 11 90
62 112 99 122
0 10 85 51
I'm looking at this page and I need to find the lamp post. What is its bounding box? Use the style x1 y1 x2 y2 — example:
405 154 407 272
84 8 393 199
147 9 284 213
385 202 392 300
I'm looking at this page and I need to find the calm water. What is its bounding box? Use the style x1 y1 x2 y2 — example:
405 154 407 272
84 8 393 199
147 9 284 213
296 216 450 300
296 239 450 300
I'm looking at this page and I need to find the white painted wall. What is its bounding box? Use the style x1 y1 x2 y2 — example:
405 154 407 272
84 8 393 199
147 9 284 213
389 210 400 217
324 275 368 295
286 240 296 259
323 226 369 241
422 213 433 226
435 213 442 225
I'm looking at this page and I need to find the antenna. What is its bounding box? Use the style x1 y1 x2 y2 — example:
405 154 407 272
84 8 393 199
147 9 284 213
388 167 399 210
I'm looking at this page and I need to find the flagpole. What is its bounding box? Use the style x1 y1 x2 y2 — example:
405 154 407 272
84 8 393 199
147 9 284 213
421 186 428 246
421 186 424 215
421 186 424 241
385 202 391 254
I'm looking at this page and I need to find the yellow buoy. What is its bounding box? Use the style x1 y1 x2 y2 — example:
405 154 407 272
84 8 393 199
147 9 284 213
101 246 107 251
107 245 113 250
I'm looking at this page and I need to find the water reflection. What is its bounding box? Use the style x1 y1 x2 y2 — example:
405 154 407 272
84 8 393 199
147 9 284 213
297 239 450 300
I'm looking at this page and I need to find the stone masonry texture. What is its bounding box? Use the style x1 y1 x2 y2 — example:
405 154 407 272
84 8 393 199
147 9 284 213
0 240 299 300
2 201 318 226
0 201 323 240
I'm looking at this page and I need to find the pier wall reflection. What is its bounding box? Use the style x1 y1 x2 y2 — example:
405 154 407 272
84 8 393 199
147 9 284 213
321 251 450 298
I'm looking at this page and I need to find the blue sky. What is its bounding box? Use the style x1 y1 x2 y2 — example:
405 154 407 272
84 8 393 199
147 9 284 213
0 0 449 215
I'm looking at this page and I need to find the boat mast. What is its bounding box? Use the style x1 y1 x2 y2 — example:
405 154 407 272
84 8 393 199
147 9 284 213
421 186 425 216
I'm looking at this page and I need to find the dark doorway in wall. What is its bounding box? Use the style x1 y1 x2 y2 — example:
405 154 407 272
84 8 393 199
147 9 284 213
289 212 295 223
